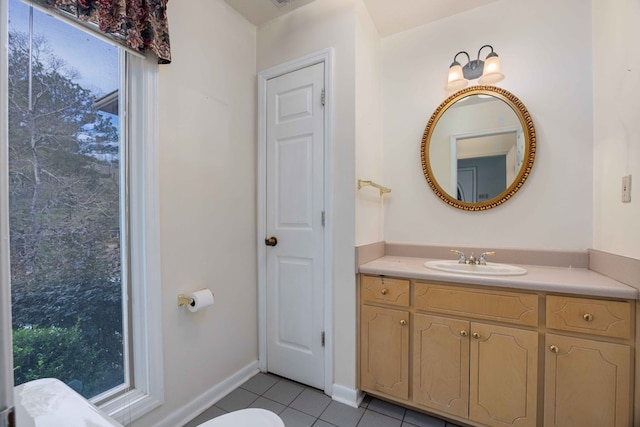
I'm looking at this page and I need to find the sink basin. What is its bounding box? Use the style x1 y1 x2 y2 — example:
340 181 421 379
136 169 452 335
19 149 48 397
424 260 527 276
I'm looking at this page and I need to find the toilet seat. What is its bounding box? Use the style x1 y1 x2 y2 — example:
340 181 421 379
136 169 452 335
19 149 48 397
196 408 284 427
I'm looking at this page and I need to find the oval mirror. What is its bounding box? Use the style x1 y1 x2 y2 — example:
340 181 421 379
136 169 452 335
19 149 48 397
420 86 536 211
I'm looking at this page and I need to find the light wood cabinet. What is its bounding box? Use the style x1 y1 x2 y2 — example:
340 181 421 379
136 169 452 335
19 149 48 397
413 313 469 417
359 304 409 400
544 293 634 427
412 315 538 427
544 333 631 427
358 274 636 427
546 295 631 339
469 323 538 427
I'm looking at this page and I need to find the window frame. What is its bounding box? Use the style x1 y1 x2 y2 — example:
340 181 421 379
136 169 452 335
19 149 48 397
0 5 164 423
0 0 16 423
95 51 164 422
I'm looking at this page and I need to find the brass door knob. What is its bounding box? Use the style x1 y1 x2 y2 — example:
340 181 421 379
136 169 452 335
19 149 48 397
381 288 388 295
583 313 593 322
265 236 278 246
460 330 468 337
472 332 480 339
400 319 407 326
549 345 559 353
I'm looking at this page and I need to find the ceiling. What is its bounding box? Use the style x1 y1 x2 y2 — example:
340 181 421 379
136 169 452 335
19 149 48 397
224 0 501 37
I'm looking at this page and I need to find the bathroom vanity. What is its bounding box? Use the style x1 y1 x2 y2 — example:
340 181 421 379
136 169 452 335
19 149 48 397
357 256 638 427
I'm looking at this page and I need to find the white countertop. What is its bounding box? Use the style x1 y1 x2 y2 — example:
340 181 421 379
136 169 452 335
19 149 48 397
359 256 639 300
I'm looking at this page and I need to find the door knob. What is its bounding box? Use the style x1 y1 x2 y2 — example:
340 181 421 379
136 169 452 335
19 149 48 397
265 236 278 246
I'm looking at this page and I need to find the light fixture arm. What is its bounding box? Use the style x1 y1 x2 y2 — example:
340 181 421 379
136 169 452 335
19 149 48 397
445 44 505 91
451 51 470 67
476 44 495 61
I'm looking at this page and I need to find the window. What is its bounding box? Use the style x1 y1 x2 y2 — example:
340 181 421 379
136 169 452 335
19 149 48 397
3 0 162 422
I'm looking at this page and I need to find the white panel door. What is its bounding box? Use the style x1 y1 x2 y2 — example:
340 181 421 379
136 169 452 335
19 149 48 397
265 62 325 389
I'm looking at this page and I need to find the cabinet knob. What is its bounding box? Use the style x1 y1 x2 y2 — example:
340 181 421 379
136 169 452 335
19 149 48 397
400 319 407 326
472 332 480 339
583 313 593 322
549 345 559 353
381 288 388 295
460 330 468 337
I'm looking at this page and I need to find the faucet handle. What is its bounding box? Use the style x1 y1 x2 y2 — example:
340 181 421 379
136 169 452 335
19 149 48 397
479 251 496 265
450 249 466 264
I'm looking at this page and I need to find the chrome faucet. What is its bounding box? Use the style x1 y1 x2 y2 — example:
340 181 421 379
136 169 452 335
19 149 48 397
467 253 477 265
479 251 496 265
450 249 466 264
450 249 496 265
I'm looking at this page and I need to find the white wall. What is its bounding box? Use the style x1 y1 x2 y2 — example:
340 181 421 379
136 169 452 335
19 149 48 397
131 1 258 425
382 0 594 250
355 2 384 246
257 0 358 393
592 0 640 260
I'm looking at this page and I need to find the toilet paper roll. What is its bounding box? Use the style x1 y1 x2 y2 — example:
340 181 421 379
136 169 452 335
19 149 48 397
188 289 215 313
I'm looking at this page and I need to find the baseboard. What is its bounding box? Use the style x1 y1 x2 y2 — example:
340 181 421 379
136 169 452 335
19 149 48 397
155 361 260 427
331 384 363 409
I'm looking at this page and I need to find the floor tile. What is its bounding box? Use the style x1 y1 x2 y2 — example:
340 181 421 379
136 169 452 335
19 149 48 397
403 410 445 427
214 387 259 412
182 405 226 427
357 410 402 427
360 395 372 409
263 379 306 405
367 399 406 420
290 388 332 417
314 421 338 427
249 396 287 414
280 407 317 427
240 372 280 395
320 400 365 427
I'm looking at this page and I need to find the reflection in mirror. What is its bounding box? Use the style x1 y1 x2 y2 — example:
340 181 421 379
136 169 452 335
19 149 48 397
421 86 535 210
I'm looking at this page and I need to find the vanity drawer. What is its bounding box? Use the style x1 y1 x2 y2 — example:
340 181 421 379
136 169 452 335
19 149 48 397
414 282 538 326
361 275 410 307
546 295 631 339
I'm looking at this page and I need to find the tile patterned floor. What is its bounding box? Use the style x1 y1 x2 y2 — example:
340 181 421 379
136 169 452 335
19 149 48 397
183 373 464 427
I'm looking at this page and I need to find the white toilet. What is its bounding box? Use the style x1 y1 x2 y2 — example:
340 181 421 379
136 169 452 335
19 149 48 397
197 408 285 427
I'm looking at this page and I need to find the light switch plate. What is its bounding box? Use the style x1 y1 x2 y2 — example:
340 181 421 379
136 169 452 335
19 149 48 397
622 175 632 203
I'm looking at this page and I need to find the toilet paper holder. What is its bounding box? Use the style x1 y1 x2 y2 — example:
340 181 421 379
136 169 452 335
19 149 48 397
177 289 215 312
177 294 194 307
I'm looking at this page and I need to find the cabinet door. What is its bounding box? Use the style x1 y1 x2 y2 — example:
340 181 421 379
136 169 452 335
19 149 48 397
469 323 538 427
360 305 409 399
413 314 469 418
544 333 631 427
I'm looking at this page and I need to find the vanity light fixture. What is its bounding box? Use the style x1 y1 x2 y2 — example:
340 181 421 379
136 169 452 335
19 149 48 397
445 44 505 91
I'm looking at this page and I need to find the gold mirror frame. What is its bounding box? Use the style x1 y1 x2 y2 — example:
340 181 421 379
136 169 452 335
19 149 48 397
420 86 536 211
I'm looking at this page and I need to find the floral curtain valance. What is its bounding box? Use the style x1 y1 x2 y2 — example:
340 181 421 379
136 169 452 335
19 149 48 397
28 0 171 64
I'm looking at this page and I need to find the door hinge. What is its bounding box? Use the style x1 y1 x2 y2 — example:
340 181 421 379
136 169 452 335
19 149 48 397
321 88 325 107
321 331 325 347
321 211 325 227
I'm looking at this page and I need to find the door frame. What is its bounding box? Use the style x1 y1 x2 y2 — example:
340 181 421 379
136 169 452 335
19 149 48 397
257 48 334 395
